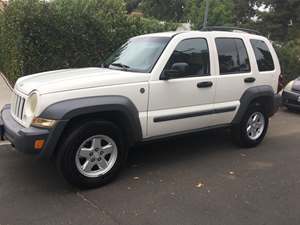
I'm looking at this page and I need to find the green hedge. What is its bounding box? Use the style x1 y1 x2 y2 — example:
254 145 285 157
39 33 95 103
275 40 300 83
0 0 176 83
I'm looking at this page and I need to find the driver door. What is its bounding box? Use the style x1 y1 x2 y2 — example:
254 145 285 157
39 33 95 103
147 38 217 138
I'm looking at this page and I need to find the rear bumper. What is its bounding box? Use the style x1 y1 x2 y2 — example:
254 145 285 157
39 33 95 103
282 91 300 109
0 105 49 154
270 94 282 116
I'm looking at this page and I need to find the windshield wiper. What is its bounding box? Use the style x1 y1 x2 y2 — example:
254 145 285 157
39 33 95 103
110 62 131 71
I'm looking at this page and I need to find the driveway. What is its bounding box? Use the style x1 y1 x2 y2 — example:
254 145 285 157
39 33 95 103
0 108 299 225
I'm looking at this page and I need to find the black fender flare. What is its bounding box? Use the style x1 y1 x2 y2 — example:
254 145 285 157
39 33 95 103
40 96 143 158
232 85 276 124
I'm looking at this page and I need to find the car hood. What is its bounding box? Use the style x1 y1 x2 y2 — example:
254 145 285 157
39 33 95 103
15 67 149 95
292 78 300 92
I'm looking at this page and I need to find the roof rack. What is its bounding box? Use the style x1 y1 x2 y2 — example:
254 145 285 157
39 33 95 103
199 26 261 35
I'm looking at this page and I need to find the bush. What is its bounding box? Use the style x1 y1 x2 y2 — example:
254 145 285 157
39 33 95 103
0 0 176 83
275 39 300 82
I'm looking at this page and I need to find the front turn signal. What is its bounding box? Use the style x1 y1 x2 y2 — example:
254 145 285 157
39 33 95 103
34 139 45 150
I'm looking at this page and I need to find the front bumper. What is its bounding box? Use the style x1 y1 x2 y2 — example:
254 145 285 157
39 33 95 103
0 105 49 154
282 90 300 109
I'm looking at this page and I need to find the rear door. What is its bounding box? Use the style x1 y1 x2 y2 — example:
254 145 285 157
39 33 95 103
212 35 256 125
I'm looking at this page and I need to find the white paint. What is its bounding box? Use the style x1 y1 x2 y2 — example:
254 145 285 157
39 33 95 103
16 68 149 95
9 31 280 140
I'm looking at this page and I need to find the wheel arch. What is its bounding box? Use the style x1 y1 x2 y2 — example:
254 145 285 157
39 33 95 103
232 85 276 125
39 96 143 159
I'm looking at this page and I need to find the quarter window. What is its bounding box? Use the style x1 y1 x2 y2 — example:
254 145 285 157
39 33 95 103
250 39 275 72
216 38 251 75
164 38 210 77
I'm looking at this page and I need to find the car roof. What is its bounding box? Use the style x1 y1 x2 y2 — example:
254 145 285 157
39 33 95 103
137 31 182 38
137 30 265 40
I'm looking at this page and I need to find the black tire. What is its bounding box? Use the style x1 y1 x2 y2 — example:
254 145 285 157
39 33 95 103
56 120 127 189
232 104 269 148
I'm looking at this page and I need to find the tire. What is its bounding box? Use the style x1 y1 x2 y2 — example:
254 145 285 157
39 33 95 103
56 120 127 189
232 104 269 148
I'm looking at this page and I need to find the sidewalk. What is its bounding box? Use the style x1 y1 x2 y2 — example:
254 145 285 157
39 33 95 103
0 73 12 110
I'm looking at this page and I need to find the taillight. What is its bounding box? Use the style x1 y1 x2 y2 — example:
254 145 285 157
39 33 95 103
277 74 284 93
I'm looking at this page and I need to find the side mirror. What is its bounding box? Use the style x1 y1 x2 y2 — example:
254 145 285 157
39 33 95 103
162 62 188 80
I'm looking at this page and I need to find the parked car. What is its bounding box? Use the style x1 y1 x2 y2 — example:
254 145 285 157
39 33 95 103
282 77 300 110
0 28 281 188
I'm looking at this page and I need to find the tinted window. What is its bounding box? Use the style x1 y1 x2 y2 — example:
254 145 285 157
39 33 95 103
216 38 251 75
250 39 275 71
164 38 210 77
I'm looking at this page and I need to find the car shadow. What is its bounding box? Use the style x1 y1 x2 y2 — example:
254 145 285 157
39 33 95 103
125 128 237 174
0 128 237 192
0 145 74 193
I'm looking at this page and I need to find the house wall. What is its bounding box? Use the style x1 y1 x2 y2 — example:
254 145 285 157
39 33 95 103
0 0 8 11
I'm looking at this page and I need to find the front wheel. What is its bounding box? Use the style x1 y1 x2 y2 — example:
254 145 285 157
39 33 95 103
232 105 269 148
56 121 127 189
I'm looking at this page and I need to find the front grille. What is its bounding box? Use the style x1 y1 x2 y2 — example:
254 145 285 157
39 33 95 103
11 92 26 121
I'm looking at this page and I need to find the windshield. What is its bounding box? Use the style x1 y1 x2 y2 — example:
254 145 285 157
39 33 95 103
105 37 171 73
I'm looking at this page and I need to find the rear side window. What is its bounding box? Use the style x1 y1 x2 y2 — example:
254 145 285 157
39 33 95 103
250 39 275 72
216 38 251 75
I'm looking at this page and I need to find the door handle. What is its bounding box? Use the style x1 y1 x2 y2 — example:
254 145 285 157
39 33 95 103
244 77 256 83
197 81 213 88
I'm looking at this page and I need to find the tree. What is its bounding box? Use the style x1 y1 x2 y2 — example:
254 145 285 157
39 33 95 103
184 0 235 29
184 0 202 26
0 0 177 83
232 0 258 25
140 0 185 22
255 0 300 41
276 39 300 81
125 0 142 13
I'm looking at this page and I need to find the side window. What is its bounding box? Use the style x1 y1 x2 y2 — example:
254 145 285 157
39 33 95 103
164 38 210 77
216 38 251 75
250 39 275 72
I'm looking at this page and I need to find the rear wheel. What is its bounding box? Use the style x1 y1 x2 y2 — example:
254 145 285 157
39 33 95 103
232 105 269 148
56 120 127 189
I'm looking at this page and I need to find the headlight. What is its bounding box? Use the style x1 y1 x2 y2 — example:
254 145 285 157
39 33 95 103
284 81 294 92
23 92 39 126
31 117 56 128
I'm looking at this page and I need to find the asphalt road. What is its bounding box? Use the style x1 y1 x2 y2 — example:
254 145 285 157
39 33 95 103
0 108 300 225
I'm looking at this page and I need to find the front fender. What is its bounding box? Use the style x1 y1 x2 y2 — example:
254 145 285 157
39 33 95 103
39 96 142 158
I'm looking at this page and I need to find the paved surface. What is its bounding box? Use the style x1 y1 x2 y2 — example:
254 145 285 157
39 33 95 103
0 109 300 225
0 73 12 110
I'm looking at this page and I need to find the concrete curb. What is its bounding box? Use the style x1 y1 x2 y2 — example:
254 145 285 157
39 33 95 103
0 72 12 110
0 73 12 145
0 72 13 91
0 141 10 146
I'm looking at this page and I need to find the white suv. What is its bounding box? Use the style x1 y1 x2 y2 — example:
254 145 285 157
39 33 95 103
0 29 281 188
